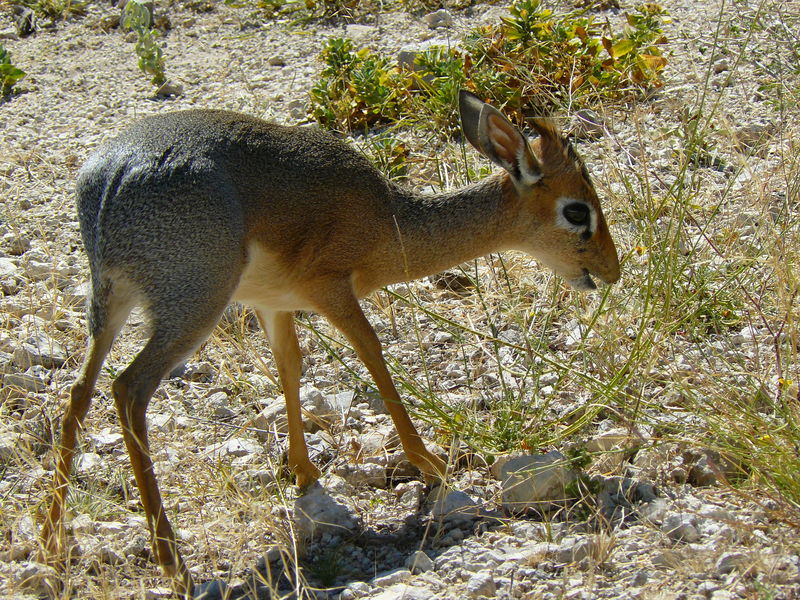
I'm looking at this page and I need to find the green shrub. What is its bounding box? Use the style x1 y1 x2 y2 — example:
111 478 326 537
310 38 407 131
464 0 669 117
122 0 166 87
0 44 26 97
309 1 670 132
11 0 86 21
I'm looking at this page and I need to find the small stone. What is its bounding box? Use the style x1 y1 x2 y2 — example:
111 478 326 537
715 551 749 576
71 513 96 535
395 481 425 509
336 462 387 488
345 581 371 596
154 80 184 97
254 398 288 437
553 535 600 563
293 480 358 540
193 579 229 599
13 333 67 369
205 438 261 459
370 584 432 600
465 571 496 598
373 567 412 587
661 513 701 543
89 428 124 453
15 561 58 595
207 390 235 419
430 269 474 292
423 9 453 29
713 59 729 73
0 430 22 462
344 24 374 42
491 450 580 513
3 232 30 255
734 121 774 151
0 257 19 277
571 109 605 140
406 550 434 573
427 488 479 523
76 452 104 475
683 448 741 486
631 569 648 586
3 372 48 393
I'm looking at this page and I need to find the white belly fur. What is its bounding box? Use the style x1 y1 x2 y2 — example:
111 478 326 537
232 241 313 312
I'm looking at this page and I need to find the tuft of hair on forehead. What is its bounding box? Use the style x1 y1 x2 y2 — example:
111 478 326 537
530 117 588 178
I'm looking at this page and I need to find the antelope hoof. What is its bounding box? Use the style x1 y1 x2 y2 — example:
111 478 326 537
293 461 321 490
410 449 447 484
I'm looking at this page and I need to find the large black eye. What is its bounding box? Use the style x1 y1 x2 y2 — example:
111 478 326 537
563 202 590 227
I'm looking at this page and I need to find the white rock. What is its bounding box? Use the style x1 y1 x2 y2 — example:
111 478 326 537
89 428 124 453
0 256 19 277
293 480 358 540
204 437 261 459
553 535 602 563
207 390 235 419
423 9 453 29
369 584 432 600
0 430 21 462
406 550 434 573
253 398 288 437
427 488 479 523
336 462 387 488
715 551 749 575
465 571 496 597
71 513 95 535
661 513 701 543
3 232 30 255
373 567 412 587
14 561 58 595
491 451 579 513
13 332 67 369
75 452 104 475
4 370 48 393
344 24 374 42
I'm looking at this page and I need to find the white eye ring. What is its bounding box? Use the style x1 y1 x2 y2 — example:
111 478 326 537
555 197 596 235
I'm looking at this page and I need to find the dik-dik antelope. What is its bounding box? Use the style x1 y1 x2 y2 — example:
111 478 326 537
42 90 620 598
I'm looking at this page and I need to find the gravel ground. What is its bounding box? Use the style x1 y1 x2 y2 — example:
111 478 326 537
1 0 800 599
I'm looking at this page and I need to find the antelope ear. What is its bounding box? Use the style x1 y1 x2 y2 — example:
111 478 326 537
458 90 542 186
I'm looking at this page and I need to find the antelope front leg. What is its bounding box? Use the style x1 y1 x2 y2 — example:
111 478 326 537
319 290 447 483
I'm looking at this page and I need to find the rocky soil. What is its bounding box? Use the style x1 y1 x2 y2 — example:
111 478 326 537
1 0 800 599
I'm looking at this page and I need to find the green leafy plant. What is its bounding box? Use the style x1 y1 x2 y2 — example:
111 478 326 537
223 0 302 19
464 0 669 116
122 0 166 87
310 37 406 131
12 0 86 20
363 134 410 180
310 2 670 133
409 45 466 131
0 44 26 97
